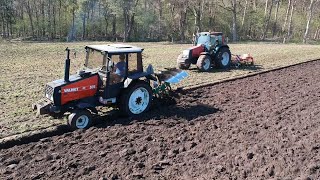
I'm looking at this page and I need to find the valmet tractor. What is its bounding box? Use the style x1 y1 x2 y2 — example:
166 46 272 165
33 44 187 130
177 32 231 71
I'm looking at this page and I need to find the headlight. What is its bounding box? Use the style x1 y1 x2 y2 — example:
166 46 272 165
45 85 54 101
182 50 190 58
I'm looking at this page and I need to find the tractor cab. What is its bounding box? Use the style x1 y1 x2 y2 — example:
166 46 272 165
84 44 145 100
195 32 226 51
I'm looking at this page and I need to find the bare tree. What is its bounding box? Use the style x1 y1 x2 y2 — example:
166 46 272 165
272 0 280 37
220 0 238 41
262 0 274 40
191 0 205 35
122 0 139 42
25 0 35 37
282 0 292 33
241 0 248 27
303 0 318 43
283 0 297 43
179 0 188 42
264 0 269 17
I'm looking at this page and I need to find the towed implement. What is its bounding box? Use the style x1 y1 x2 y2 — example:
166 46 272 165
33 44 187 129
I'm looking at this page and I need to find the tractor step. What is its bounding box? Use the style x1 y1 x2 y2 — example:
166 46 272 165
32 98 52 117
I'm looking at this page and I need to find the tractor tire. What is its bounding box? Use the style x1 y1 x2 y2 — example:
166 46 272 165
119 81 152 116
68 109 92 130
178 63 190 70
215 47 231 69
197 54 212 72
177 54 190 70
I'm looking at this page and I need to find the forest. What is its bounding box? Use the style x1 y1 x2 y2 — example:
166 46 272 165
0 0 319 43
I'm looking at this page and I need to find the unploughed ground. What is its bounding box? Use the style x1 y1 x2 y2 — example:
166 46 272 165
1 41 320 137
1 60 320 179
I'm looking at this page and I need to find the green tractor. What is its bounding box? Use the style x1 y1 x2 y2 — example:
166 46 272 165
177 32 231 71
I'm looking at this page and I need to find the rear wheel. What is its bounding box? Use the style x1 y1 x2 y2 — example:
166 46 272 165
119 81 152 116
215 47 231 69
68 109 92 130
197 55 212 71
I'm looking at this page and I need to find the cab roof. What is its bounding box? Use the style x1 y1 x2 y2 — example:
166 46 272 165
198 32 223 36
85 44 144 54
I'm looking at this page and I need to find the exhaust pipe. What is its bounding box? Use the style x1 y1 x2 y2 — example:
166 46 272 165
64 48 70 82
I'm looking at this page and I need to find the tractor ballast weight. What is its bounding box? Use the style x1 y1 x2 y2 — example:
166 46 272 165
33 44 188 130
177 32 231 71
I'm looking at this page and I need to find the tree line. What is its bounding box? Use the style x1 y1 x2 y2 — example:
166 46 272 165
0 0 319 43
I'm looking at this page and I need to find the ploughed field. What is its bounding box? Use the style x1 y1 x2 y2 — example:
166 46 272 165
1 60 320 179
1 42 320 137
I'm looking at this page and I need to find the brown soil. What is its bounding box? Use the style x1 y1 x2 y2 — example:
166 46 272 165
1 60 320 179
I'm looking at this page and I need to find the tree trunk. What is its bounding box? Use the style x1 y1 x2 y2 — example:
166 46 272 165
26 0 35 37
123 7 128 42
252 0 257 11
86 11 89 38
2 7 7 38
127 14 135 41
112 14 116 41
82 14 86 40
272 0 280 37
208 1 215 28
52 2 56 39
157 0 162 41
313 26 319 39
6 20 9 37
99 0 102 38
193 1 202 35
33 0 39 38
58 0 62 39
123 0 139 42
9 18 13 37
41 0 45 37
241 0 248 27
264 0 269 17
282 0 292 33
303 0 317 43
262 0 274 40
179 2 188 42
283 0 296 43
104 15 108 37
231 0 237 42
48 0 52 40
71 6 75 41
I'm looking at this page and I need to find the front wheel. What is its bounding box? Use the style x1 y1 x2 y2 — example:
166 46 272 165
177 54 190 70
197 55 212 72
68 109 92 130
119 81 152 116
215 47 231 69
178 63 190 70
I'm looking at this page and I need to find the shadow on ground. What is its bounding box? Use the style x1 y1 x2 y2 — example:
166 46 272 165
95 100 219 128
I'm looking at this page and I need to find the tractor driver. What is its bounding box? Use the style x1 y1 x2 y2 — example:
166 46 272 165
114 54 126 77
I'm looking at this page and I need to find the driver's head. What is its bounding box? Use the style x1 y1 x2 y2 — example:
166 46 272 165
119 54 125 62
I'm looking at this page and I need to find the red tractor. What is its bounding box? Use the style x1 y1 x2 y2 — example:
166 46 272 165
177 32 231 71
33 44 187 130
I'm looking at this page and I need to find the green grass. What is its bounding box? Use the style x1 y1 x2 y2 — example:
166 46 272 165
1 41 320 138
